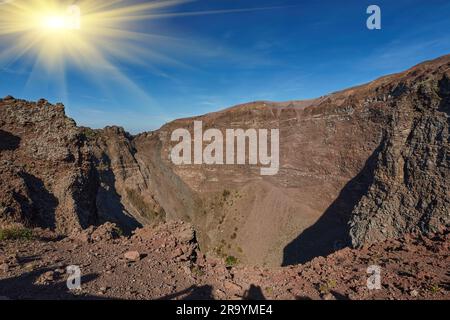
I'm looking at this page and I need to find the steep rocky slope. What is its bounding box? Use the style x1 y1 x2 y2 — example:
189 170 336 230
1 54 449 267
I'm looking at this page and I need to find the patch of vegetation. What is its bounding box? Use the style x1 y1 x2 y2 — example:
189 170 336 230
225 255 238 267
318 279 337 295
0 227 34 241
265 287 274 295
428 284 441 294
230 232 237 240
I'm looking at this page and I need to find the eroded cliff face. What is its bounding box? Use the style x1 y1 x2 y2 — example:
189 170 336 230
1 54 449 266
0 100 166 235
0 98 98 233
87 126 166 232
349 62 450 246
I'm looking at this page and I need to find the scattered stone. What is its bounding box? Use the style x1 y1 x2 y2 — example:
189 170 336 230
24 262 35 271
410 289 419 297
54 268 65 274
43 271 55 281
35 270 57 284
322 293 335 300
124 251 141 262
0 263 9 273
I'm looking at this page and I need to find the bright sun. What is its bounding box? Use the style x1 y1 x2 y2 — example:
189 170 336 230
0 0 274 98
0 0 191 86
39 5 81 31
42 15 69 30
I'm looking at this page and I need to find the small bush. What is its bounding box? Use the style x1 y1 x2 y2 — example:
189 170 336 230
225 255 238 267
319 279 337 294
429 284 441 294
0 227 34 241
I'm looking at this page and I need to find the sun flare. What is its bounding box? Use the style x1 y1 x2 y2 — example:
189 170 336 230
0 0 193 91
0 0 278 100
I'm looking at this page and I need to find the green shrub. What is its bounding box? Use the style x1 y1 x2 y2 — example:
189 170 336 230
225 255 238 267
429 284 441 294
319 279 337 294
0 227 34 241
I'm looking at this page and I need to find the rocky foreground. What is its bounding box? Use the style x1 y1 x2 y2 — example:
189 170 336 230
0 221 448 300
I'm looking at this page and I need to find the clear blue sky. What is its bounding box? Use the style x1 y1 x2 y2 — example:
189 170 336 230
1 0 450 133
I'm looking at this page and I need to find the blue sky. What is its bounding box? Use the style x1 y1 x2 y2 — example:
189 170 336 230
1 0 450 133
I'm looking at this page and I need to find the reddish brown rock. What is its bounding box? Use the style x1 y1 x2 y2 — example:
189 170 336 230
124 251 141 262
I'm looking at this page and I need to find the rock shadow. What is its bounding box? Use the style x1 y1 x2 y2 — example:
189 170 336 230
158 285 214 300
95 153 142 235
0 130 20 151
0 267 100 300
282 143 383 265
19 172 59 229
243 285 266 300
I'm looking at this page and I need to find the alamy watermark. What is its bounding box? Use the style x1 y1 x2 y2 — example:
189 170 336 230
367 5 381 30
366 265 382 290
66 265 81 290
170 121 280 176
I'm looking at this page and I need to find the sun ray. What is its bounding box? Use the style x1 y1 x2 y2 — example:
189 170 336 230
0 0 290 113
